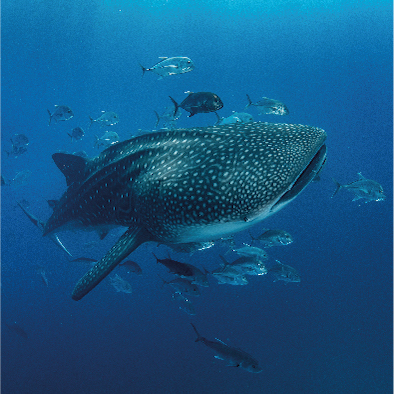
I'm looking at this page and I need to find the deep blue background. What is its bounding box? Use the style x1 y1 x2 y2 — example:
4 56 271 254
2 1 392 393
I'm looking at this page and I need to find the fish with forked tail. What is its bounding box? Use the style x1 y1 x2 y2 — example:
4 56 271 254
94 131 119 149
47 105 74 125
245 94 289 116
331 173 385 203
89 111 119 128
140 57 194 79
191 323 262 373
153 253 194 277
18 122 326 300
250 229 293 247
153 254 209 287
268 260 301 283
215 112 254 126
6 134 29 158
169 92 223 117
154 105 182 130
68 127 84 141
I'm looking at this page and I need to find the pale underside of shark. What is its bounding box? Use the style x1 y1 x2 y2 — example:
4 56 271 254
33 122 326 300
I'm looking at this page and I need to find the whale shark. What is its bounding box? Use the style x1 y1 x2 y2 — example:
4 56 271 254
24 122 326 300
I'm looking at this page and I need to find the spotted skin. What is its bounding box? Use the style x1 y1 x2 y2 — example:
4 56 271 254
42 122 326 300
72 227 149 300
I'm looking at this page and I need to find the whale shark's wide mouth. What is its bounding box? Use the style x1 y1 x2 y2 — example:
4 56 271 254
272 144 327 212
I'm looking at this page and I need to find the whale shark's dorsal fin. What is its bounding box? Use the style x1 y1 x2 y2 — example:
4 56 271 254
52 153 88 186
72 226 152 301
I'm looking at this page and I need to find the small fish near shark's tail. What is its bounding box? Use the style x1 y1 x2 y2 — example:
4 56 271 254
331 178 343 198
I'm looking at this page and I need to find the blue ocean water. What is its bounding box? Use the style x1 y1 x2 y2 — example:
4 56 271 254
2 0 392 392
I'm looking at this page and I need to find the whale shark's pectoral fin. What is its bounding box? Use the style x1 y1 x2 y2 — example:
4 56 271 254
72 226 152 301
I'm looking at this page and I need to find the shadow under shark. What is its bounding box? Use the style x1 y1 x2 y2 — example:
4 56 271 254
22 122 327 300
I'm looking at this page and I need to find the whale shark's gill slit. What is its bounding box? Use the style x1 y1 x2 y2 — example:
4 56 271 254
272 144 327 212
71 226 152 300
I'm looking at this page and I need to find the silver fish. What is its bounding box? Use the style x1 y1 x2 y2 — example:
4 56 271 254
68 127 85 141
47 105 74 125
219 255 267 276
6 134 29 158
28 121 325 300
212 271 249 286
154 105 182 130
250 229 293 247
110 274 132 293
211 262 244 277
331 172 385 203
245 95 289 116
268 260 301 283
215 112 254 125
232 244 268 260
94 131 119 149
191 323 262 373
140 56 195 79
89 111 119 128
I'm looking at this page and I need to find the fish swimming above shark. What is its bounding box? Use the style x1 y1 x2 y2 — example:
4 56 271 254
19 122 326 300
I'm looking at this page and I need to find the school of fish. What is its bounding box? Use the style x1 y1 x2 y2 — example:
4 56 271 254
5 52 386 375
